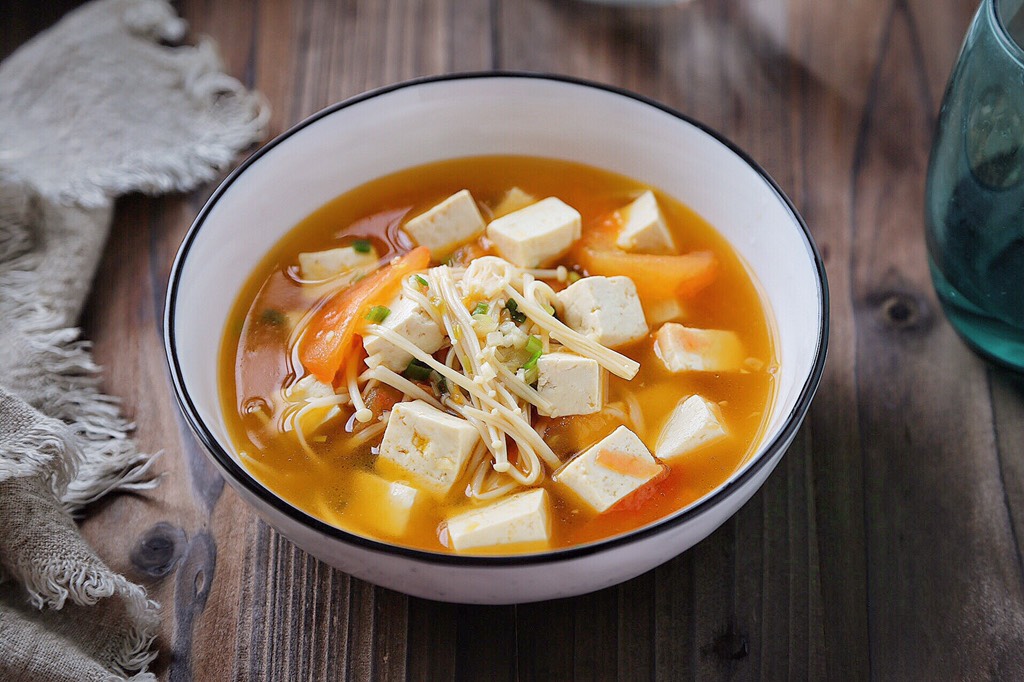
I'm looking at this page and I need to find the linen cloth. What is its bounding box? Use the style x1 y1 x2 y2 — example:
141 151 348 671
0 1 267 679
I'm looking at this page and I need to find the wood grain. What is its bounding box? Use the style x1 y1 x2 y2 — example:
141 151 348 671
1 0 1018 678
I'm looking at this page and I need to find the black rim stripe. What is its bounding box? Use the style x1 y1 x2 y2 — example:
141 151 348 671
163 72 830 567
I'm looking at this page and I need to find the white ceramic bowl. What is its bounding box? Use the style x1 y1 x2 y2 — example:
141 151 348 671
164 74 828 604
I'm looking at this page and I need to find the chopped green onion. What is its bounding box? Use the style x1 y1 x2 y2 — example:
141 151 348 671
567 271 582 284
521 335 543 376
414 274 429 288
505 299 527 324
524 335 543 356
404 359 433 382
522 364 539 385
352 239 372 253
364 305 391 323
261 308 287 326
472 302 489 316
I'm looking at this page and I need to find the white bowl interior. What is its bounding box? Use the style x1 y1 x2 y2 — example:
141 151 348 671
170 77 823 520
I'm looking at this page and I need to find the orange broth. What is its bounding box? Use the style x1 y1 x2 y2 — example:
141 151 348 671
219 155 777 554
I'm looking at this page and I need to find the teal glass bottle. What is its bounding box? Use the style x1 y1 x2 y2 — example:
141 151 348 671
925 0 1024 370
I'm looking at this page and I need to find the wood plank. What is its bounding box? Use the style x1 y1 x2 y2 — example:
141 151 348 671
406 598 457 681
653 553 696 679
990 368 1024 599
850 1 1024 677
453 605 517 680
781 0 890 675
572 588 618 678
516 598 574 680
617 572 655 680
0 0 88 61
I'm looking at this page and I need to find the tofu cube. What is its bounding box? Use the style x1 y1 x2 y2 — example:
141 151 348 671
536 352 604 417
556 426 663 513
377 400 479 496
402 189 486 258
653 323 745 373
556 275 649 348
486 197 581 267
363 295 444 372
446 488 551 551
615 190 677 254
492 187 537 218
283 375 341 433
348 470 421 536
298 244 378 280
655 395 727 461
644 297 686 326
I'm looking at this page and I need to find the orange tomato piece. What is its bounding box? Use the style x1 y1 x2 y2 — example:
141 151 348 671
578 247 718 300
594 449 664 479
362 383 403 420
299 247 431 383
609 466 671 513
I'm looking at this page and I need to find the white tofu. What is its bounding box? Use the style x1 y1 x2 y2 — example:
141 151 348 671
402 189 486 258
655 395 727 461
446 488 551 551
653 323 745 373
556 275 649 348
363 295 444 372
377 400 479 496
644 297 686 326
536 352 604 417
615 190 677 254
297 244 378 280
555 426 663 513
486 197 581 267
348 470 421 536
492 187 536 218
283 375 341 433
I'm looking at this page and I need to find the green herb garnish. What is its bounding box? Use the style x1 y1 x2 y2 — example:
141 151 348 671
521 335 543 378
261 308 287 326
352 239 372 253
524 335 543 356
472 302 489 316
364 305 391 323
414 274 429 288
505 299 527 324
404 359 433 382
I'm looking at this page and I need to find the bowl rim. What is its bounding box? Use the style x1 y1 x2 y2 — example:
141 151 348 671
163 71 829 567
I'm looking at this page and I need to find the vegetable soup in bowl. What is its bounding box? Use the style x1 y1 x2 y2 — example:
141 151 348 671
165 74 827 603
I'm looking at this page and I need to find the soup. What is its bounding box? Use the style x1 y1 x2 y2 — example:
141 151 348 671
220 156 776 555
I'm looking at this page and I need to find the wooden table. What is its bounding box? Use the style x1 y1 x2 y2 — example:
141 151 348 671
9 0 1024 678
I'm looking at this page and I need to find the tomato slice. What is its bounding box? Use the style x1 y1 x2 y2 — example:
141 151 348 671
299 246 431 383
